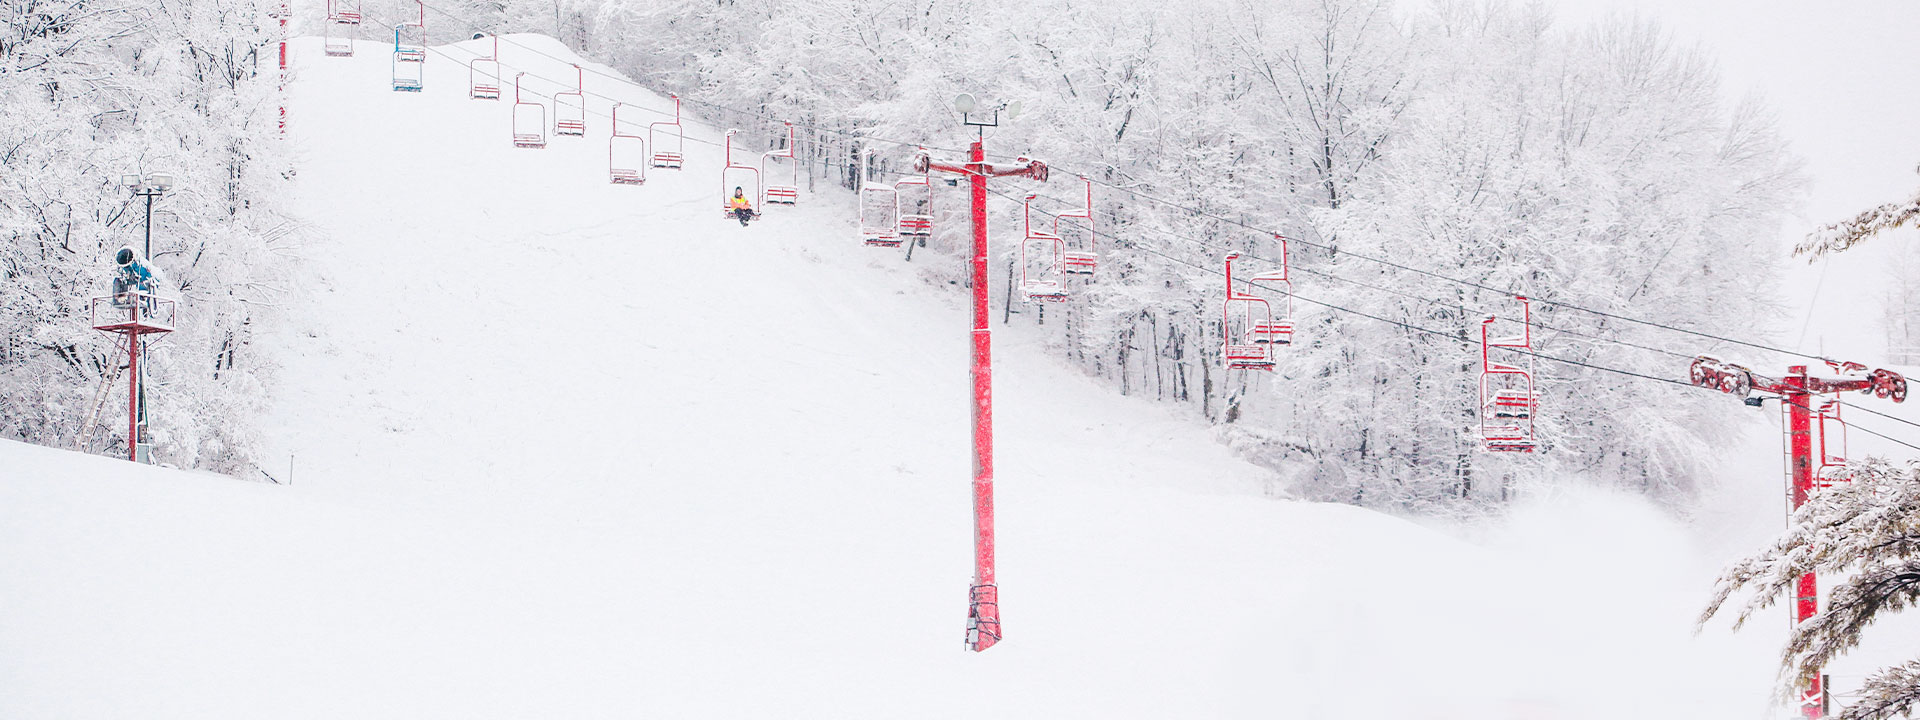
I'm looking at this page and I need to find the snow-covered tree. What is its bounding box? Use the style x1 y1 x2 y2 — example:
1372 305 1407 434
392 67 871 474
1 0 293 473
1701 459 1920 720
480 0 1801 514
1885 243 1920 365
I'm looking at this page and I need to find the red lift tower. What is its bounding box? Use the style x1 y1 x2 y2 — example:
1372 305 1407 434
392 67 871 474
915 107 1048 652
273 0 287 133
1690 356 1909 717
91 267 176 463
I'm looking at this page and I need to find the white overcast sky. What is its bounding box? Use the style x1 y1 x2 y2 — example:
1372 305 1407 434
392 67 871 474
1542 0 1920 360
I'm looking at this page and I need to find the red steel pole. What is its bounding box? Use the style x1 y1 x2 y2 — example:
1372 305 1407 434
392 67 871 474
919 138 1041 651
966 138 1001 652
278 4 287 134
127 329 140 462
1783 366 1824 718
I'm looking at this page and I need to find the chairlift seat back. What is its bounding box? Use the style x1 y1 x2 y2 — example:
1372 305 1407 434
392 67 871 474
899 215 933 236
1252 320 1293 345
1063 251 1096 275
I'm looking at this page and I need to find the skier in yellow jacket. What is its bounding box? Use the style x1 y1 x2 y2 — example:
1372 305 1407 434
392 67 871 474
728 187 754 226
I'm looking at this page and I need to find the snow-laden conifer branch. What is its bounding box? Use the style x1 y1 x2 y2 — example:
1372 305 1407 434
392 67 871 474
1702 459 1920 716
1839 660 1920 720
1795 170 1920 261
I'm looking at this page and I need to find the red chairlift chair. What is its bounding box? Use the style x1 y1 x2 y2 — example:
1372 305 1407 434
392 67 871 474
1020 194 1067 302
721 130 761 219
553 64 586 137
609 103 646 185
895 166 933 240
1056 175 1096 276
860 183 900 247
761 121 799 206
1222 252 1293 371
1480 296 1537 452
649 94 685 169
511 74 546 149
1814 399 1851 489
322 0 359 57
469 34 500 100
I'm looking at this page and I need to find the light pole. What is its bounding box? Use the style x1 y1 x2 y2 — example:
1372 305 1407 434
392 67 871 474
918 93 1046 652
117 172 175 463
121 172 174 259
951 93 1023 142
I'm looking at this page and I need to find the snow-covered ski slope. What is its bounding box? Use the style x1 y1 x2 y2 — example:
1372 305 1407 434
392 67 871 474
3 35 1795 719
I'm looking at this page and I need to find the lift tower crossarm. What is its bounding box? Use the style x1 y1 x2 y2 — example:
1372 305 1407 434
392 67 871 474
917 152 1049 182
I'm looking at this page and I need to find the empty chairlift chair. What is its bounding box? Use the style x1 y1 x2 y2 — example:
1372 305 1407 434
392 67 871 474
469 34 500 100
1020 194 1068 302
323 0 359 57
553 65 587 137
1479 296 1537 452
1814 400 1851 489
1055 175 1097 276
1222 251 1294 371
859 182 900 247
609 103 645 185
720 130 761 219
1250 237 1296 346
511 74 545 149
895 166 933 241
761 122 799 206
390 2 426 93
649 94 685 169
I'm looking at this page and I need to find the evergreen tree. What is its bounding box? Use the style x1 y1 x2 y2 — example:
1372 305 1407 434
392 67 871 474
1796 165 1920 260
1701 459 1920 720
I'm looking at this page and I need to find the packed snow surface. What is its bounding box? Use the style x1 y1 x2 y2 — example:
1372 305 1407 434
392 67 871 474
0 34 1827 719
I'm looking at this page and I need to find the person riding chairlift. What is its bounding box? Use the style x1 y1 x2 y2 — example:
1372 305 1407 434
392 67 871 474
729 186 754 226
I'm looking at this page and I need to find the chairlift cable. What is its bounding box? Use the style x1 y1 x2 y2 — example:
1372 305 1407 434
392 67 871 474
370 8 1873 391
358 17 730 151
974 180 1920 449
870 163 1697 362
1779 396 1920 452
1013 180 1697 361
395 3 1885 371
338 13 1920 453
1836 400 1920 432
415 2 970 154
1039 165 1830 363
